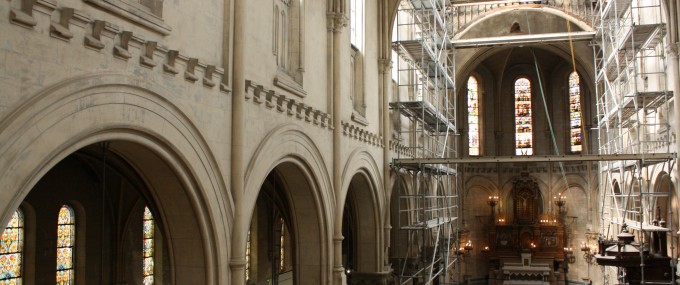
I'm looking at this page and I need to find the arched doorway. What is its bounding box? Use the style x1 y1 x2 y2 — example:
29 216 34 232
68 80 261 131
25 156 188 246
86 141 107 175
247 161 329 285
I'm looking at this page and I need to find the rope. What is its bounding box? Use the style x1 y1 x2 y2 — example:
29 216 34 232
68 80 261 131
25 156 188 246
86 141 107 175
524 12 571 195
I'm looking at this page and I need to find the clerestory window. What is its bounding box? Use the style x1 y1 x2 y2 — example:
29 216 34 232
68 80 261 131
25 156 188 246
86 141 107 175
515 77 533 155
569 71 582 153
468 76 480 156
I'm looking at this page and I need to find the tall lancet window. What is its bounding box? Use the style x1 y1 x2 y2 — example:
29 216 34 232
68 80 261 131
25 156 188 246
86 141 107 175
56 205 75 284
273 0 290 69
143 206 155 285
515 77 533 155
0 209 24 284
569 72 583 153
468 76 480 156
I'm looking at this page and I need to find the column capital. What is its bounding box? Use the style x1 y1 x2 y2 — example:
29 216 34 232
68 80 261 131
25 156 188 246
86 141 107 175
666 42 679 57
327 12 348 33
378 58 393 73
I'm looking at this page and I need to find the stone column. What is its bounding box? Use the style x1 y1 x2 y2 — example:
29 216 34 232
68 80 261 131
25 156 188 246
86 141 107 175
230 0 246 284
327 9 349 285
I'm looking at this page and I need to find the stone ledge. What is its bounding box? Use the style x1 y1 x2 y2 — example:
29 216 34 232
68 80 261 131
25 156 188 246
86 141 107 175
245 80 332 130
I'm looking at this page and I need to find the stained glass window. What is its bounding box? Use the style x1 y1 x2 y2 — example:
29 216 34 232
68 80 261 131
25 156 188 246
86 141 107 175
1 209 23 284
143 206 155 285
515 77 533 155
569 72 582 153
56 205 75 285
279 218 285 272
467 76 480 156
245 230 251 281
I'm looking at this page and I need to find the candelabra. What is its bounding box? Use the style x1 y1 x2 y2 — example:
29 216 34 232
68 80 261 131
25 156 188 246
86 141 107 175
580 242 598 264
481 246 490 254
564 247 576 264
487 195 499 207
553 193 567 208
464 240 473 254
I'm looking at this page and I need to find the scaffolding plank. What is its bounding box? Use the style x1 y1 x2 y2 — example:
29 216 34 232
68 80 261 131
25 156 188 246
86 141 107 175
401 217 456 230
601 0 631 19
394 153 675 165
389 100 456 133
451 31 595 49
618 24 662 51
605 217 670 232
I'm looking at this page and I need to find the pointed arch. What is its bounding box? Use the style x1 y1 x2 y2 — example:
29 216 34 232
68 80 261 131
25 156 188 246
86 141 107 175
0 208 24 284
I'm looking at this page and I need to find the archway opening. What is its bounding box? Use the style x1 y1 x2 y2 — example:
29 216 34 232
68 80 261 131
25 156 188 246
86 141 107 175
1 141 212 284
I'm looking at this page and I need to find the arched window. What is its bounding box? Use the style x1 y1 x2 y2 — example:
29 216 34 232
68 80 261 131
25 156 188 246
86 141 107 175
349 0 364 50
246 230 251 281
1 209 24 284
468 76 480 156
143 206 155 285
56 205 75 284
569 72 582 153
273 0 290 69
515 77 533 155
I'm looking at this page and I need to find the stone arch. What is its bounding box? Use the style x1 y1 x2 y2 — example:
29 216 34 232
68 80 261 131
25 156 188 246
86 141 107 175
242 124 333 284
339 149 384 272
0 73 232 284
455 6 594 40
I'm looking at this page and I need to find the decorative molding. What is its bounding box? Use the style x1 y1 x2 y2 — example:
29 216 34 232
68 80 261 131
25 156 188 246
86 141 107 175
341 120 383 148
83 0 171 35
113 31 133 59
184 58 199 82
378 58 393 74
388 141 414 158
245 80 332 130
274 71 307 98
326 12 348 33
49 7 74 40
139 41 157 67
6 2 228 93
351 111 368 126
163 50 179 74
84 20 106 50
10 0 38 28
203 65 216 88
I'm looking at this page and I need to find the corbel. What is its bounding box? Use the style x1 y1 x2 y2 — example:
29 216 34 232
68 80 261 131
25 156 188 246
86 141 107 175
139 41 157 68
295 103 305 119
286 99 296 116
163 50 179 75
322 113 331 128
253 85 264 104
313 110 322 125
265 90 276 109
244 79 254 100
113 31 133 59
184 58 199 82
276 95 286 113
50 7 74 40
203 65 216 88
341 121 349 135
10 0 37 27
84 20 106 50
304 106 313 122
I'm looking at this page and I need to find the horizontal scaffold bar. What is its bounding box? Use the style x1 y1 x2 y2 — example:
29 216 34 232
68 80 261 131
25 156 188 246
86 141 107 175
394 153 676 165
451 31 595 48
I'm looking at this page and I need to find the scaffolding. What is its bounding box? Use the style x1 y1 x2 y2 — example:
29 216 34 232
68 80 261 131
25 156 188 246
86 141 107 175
390 0 459 284
593 0 676 283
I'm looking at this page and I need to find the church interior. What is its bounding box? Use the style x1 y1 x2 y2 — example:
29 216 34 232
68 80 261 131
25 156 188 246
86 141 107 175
1 0 680 284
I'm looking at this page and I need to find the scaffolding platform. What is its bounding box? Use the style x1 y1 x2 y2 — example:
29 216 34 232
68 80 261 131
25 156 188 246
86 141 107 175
604 218 670 232
451 31 595 49
598 91 672 127
393 40 455 87
390 100 456 133
618 24 662 51
601 0 632 20
402 217 457 230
